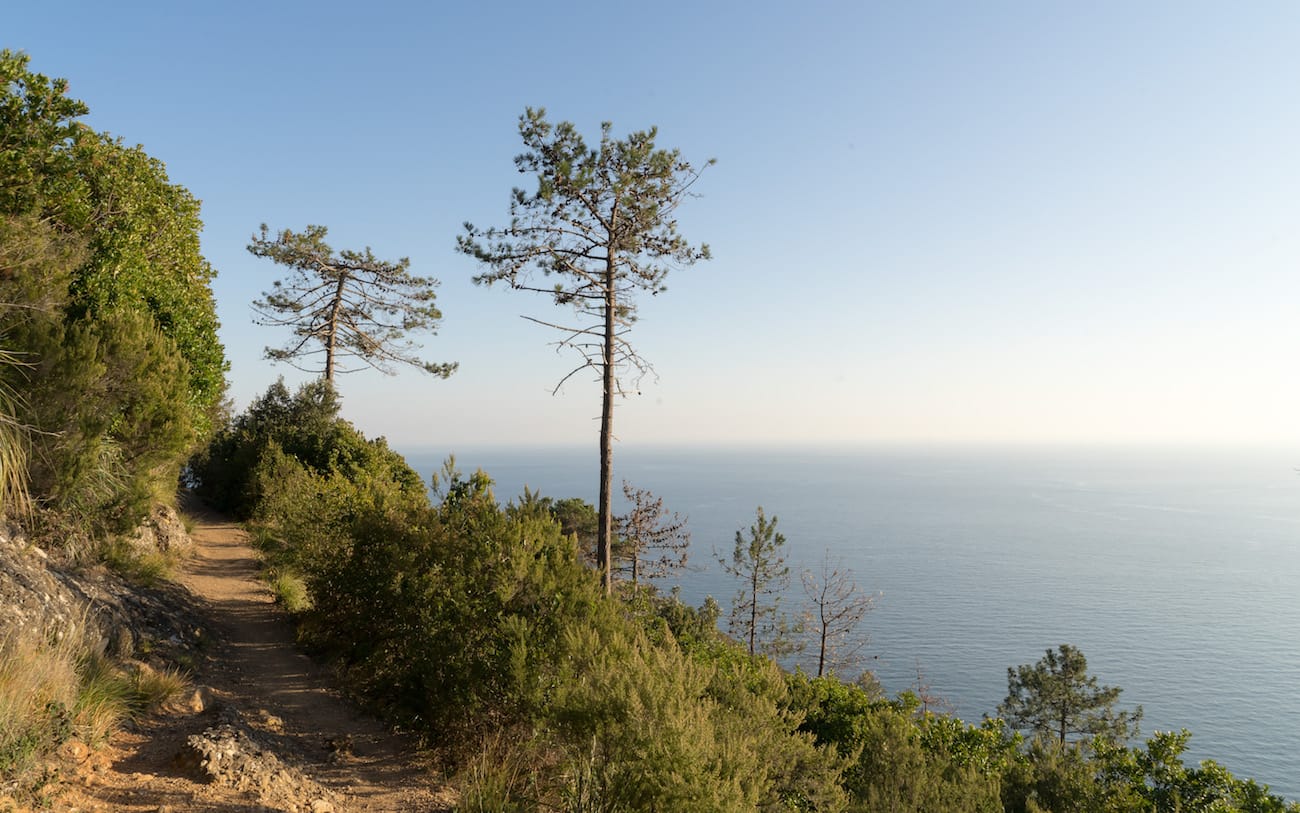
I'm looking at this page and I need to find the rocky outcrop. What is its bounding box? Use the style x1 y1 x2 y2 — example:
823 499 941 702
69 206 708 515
0 508 207 665
175 709 342 813
125 504 195 558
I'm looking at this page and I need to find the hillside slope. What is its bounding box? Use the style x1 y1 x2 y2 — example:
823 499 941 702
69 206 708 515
2 499 453 813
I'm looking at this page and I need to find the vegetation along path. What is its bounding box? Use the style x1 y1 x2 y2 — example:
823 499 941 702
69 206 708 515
55 498 453 813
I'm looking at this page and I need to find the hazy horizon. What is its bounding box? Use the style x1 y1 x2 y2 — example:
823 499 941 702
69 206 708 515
9 2 1300 449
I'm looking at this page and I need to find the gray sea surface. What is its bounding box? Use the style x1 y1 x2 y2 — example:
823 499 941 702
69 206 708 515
403 444 1300 799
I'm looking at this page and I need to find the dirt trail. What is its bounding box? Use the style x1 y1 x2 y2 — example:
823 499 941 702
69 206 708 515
55 500 454 813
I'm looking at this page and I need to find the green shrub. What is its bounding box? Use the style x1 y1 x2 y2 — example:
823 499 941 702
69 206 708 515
787 673 1014 812
302 465 601 741
14 305 196 533
190 379 424 520
1 52 227 533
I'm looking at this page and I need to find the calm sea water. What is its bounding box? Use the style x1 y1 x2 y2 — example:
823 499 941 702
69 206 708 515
403 444 1300 799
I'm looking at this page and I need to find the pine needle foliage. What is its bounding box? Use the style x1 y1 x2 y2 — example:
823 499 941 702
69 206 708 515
1000 644 1142 747
720 506 801 658
248 224 456 382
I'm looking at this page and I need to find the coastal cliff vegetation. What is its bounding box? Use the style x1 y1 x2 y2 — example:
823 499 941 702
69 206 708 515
187 379 1300 812
2 50 1296 811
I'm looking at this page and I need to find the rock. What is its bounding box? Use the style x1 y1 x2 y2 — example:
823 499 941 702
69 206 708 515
110 624 135 658
310 800 334 813
256 709 284 733
0 507 210 676
180 686 212 714
58 738 90 763
178 714 342 811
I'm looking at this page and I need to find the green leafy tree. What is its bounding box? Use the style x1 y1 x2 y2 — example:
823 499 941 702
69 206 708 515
1000 644 1142 747
720 507 801 658
0 51 226 525
459 108 711 594
1092 730 1300 812
248 224 457 383
189 378 424 519
0 50 88 217
67 133 226 433
518 492 604 569
789 675 1014 812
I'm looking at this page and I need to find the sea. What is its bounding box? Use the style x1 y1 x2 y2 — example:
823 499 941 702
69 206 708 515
401 444 1300 799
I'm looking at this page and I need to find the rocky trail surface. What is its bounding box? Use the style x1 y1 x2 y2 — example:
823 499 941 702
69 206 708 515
52 499 455 813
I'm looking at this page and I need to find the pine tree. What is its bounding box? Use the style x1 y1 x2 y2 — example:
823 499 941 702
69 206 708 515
459 108 711 594
1000 644 1142 746
720 507 800 657
615 481 689 589
249 224 457 383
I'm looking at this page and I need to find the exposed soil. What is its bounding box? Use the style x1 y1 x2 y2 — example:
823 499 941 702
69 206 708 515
47 499 456 813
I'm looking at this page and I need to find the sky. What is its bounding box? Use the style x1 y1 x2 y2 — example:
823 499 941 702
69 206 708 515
7 2 1300 451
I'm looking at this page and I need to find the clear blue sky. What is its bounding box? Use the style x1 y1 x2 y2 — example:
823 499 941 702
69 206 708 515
9 2 1300 450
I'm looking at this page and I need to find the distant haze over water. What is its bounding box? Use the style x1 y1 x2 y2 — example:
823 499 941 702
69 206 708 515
403 444 1300 799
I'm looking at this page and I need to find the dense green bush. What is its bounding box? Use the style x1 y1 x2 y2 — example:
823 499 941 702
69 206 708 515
788 673 1013 811
306 466 602 738
1 51 226 527
190 379 423 520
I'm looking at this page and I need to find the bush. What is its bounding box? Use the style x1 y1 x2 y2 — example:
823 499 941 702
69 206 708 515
787 673 1014 812
2 53 227 532
190 379 423 521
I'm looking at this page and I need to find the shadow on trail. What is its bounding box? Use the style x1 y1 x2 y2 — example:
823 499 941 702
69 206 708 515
166 494 447 810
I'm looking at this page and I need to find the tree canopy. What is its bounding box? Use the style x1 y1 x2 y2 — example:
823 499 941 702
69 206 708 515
248 224 457 382
721 506 799 658
614 480 689 589
1000 644 1143 746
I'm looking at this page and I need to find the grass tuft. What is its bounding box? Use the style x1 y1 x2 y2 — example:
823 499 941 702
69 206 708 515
74 652 130 746
0 621 192 803
268 570 313 613
99 538 176 586
0 629 80 797
130 663 188 711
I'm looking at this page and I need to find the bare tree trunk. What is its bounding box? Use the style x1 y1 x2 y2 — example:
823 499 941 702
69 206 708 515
324 273 348 383
818 618 828 677
597 252 616 595
749 563 759 656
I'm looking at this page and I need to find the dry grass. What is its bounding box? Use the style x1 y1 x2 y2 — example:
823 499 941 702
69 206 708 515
0 339 34 523
0 622 189 801
130 663 189 711
0 629 82 793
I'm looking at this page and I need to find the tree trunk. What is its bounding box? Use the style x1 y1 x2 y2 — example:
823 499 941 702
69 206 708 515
749 563 759 656
324 273 348 383
818 624 827 677
597 250 616 595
